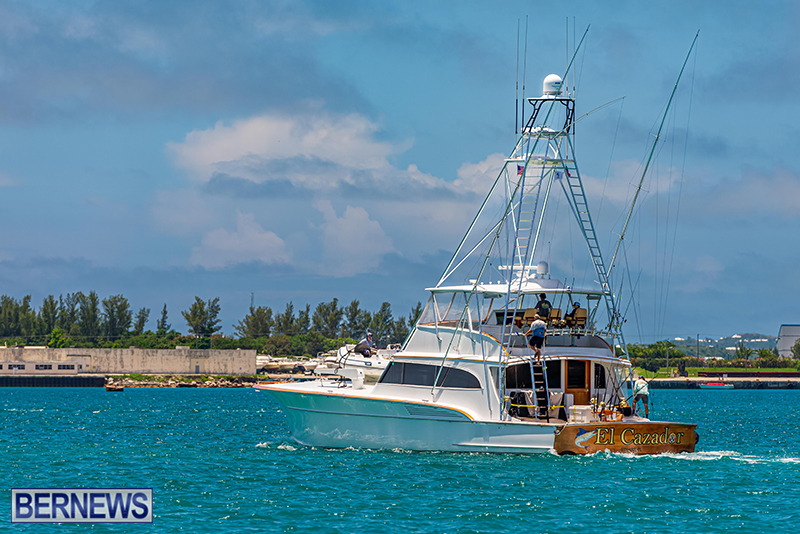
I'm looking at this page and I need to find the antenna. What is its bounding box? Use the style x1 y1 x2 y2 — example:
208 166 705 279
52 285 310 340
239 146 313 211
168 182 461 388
515 19 520 135
565 18 569 96
521 16 528 126
250 292 254 309
573 16 577 97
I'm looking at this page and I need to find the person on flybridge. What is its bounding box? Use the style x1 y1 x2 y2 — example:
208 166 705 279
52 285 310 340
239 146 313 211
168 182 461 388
354 332 374 358
534 293 552 321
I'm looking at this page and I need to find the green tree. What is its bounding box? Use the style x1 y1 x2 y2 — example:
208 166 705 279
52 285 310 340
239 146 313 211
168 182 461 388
47 326 72 348
296 304 310 335
102 294 133 339
408 301 423 327
735 340 754 360
342 299 362 339
305 330 327 357
390 316 408 345
19 295 41 339
233 306 273 338
791 339 800 360
182 297 208 337
263 334 291 356
312 298 344 338
157 304 171 333
641 360 661 374
181 297 221 337
0 295 20 337
369 302 394 347
274 302 296 335
40 295 59 333
133 307 150 335
57 293 81 333
206 297 221 335
78 291 101 341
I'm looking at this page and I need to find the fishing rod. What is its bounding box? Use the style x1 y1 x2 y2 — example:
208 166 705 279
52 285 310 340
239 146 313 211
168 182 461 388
607 30 700 280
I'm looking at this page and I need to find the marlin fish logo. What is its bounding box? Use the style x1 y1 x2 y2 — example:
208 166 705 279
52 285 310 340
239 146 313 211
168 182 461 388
574 428 597 451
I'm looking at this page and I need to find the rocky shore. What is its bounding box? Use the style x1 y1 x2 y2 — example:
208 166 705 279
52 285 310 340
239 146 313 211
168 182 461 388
107 374 263 388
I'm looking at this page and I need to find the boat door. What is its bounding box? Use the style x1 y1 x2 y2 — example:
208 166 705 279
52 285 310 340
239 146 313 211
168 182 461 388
565 360 590 405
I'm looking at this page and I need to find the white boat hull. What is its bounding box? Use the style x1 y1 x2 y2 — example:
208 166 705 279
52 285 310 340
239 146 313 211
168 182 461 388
260 385 556 453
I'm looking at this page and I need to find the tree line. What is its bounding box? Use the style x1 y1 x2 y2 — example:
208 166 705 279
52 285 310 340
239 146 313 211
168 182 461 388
0 292 422 356
629 340 800 373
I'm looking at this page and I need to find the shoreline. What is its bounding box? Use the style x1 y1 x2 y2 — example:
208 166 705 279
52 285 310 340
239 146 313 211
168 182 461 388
649 377 800 389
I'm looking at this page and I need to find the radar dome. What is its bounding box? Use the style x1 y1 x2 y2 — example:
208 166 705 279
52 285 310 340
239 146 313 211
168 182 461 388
543 74 563 96
537 261 549 276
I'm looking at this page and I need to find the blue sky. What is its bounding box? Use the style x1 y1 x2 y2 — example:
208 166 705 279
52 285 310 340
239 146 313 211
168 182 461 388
0 0 797 342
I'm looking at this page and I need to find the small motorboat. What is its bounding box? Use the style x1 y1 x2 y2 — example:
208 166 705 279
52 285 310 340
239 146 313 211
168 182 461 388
698 382 734 389
105 384 124 392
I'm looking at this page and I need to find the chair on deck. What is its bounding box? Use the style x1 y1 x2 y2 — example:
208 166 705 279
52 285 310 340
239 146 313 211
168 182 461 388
548 308 561 326
573 308 587 329
523 308 538 325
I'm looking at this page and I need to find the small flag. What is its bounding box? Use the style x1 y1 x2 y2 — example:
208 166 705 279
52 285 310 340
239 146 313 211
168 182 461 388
517 165 524 175
566 168 571 177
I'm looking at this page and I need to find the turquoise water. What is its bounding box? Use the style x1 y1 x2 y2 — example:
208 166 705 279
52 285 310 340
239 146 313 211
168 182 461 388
1 388 799 533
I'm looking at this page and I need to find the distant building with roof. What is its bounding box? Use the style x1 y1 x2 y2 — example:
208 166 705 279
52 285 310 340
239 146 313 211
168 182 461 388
777 325 800 358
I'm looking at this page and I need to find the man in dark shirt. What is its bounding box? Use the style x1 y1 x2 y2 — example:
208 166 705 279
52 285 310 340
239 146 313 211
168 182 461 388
534 293 552 320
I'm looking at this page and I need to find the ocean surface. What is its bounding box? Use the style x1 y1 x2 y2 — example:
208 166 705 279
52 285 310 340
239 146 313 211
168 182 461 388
1 387 799 533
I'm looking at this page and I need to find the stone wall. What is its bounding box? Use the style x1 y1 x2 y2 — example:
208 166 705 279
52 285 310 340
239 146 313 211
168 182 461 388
0 347 256 375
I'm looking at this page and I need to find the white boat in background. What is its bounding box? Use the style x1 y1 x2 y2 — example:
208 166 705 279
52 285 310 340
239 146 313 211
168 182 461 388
256 61 698 454
323 344 397 379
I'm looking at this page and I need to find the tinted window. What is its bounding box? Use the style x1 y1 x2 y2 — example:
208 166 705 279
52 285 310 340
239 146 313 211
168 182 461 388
505 364 532 389
380 361 403 384
546 360 562 389
403 363 437 386
594 363 606 389
438 367 481 389
567 360 587 389
379 362 480 389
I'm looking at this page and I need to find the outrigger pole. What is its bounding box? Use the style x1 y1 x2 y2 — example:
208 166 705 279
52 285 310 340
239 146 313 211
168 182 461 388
606 31 700 280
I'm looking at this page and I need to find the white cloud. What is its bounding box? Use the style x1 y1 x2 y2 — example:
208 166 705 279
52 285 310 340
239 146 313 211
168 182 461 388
190 212 289 269
314 199 393 277
167 110 401 183
701 167 800 219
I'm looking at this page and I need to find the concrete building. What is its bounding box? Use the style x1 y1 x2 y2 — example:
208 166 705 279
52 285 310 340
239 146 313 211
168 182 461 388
0 347 256 375
777 325 800 359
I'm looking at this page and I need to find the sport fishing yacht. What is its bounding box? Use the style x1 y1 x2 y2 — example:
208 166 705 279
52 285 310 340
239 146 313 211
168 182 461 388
256 64 697 454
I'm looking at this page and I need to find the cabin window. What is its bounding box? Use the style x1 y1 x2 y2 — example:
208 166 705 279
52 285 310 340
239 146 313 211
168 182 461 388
379 362 480 389
505 364 532 389
566 360 587 389
35 364 52 370
403 363 437 386
381 361 404 384
546 361 562 389
58 364 75 370
9 364 25 370
594 364 606 389
436 367 481 389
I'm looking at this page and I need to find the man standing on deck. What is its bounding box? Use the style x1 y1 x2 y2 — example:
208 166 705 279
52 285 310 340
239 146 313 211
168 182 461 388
633 376 650 418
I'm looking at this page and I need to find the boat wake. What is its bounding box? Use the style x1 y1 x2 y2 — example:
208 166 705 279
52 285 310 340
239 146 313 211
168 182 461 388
572 449 800 464
255 441 297 451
